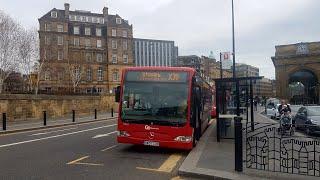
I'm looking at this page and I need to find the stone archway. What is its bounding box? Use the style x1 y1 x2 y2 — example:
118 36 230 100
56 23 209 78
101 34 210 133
288 69 318 104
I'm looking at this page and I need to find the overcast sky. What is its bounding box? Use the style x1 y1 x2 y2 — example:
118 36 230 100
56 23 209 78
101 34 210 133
1 0 319 79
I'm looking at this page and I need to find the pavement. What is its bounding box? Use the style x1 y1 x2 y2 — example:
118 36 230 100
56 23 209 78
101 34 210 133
0 116 196 180
1 112 118 135
178 106 320 180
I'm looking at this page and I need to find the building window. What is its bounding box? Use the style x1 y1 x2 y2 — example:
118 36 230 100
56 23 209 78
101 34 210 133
45 23 51 31
112 40 117 49
86 53 92 62
76 15 81 21
57 24 63 32
74 38 79 46
87 68 92 81
112 54 117 63
100 18 104 24
74 66 81 80
96 53 103 62
96 28 102 36
97 67 103 81
112 29 116 37
123 54 128 63
44 71 51 80
43 49 47 60
112 72 119 81
87 16 92 22
85 27 91 35
45 36 50 45
58 71 64 81
70 15 75 21
51 11 57 18
93 17 97 23
85 39 91 47
123 40 127 50
81 16 86 22
116 18 122 24
57 36 63 45
122 30 127 37
58 50 63 60
74 26 80 35
97 40 102 48
97 88 103 93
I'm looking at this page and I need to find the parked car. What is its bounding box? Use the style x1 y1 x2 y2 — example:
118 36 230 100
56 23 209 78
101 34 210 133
293 106 320 135
266 103 280 119
211 105 216 118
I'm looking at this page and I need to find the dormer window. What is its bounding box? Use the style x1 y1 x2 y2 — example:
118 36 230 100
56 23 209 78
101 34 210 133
51 11 57 18
116 18 122 24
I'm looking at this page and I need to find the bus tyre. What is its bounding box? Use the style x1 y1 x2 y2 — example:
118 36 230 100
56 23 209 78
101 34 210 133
192 128 198 147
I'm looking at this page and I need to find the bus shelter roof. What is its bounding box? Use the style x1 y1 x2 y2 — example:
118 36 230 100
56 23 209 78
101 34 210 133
213 76 264 83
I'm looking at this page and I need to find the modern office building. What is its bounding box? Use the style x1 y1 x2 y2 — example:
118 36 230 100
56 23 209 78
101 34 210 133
133 38 178 67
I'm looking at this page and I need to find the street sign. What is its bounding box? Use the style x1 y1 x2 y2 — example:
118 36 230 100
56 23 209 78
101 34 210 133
221 52 232 70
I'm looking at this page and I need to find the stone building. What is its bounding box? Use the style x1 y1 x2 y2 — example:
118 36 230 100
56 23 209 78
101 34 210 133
235 63 260 96
256 78 273 98
235 63 259 78
38 3 134 94
272 42 320 104
177 55 232 86
133 38 178 67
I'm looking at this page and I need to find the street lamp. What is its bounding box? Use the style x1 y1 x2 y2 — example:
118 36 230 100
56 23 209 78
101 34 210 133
232 0 236 79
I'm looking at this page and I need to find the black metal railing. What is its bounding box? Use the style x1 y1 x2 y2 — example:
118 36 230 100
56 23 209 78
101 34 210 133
243 122 320 177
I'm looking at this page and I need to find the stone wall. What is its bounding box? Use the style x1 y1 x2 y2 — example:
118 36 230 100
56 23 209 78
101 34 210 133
0 94 118 122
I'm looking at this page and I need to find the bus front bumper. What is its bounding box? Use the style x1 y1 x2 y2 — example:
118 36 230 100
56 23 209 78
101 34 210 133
117 136 193 150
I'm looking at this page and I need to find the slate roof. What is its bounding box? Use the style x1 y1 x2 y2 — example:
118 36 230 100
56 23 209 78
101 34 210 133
39 8 132 28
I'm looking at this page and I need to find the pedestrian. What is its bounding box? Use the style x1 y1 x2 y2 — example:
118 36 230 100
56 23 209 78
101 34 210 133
254 100 258 111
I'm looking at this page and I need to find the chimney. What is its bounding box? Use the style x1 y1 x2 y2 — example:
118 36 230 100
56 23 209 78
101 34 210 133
103 7 108 16
64 3 70 18
103 6 108 23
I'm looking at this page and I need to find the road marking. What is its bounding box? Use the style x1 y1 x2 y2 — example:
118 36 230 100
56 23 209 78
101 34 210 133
136 154 182 173
30 127 78 136
101 145 117 152
67 156 90 164
0 124 117 149
0 117 117 137
171 176 184 180
67 156 103 166
93 131 117 139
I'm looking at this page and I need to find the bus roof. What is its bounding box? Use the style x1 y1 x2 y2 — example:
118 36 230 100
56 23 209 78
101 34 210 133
123 66 196 73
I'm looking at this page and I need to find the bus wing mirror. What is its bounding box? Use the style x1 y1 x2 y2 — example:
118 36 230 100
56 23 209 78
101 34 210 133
115 86 121 103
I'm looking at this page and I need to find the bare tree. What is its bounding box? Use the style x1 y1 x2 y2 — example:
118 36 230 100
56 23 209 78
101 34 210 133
0 11 21 93
68 59 83 93
18 28 39 92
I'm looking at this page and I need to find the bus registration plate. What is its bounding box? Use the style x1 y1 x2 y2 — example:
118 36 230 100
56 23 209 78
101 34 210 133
143 141 159 146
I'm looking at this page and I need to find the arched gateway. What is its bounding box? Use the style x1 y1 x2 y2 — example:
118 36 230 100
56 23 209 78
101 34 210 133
272 42 320 104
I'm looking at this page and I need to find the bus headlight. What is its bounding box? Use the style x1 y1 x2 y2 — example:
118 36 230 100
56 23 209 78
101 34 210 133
117 131 130 137
174 136 192 142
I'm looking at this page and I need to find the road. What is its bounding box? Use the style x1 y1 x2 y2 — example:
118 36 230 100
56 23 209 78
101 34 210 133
0 118 192 180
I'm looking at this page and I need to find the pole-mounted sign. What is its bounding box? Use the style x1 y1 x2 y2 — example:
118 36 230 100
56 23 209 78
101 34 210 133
220 52 232 70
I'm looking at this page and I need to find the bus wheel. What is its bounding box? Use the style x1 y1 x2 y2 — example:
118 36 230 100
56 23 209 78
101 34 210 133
193 129 198 147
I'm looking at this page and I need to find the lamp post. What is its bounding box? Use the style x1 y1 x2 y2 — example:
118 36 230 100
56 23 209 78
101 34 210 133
232 0 236 79
231 0 240 116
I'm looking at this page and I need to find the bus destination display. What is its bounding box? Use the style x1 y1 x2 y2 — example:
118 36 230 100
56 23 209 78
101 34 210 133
125 71 188 83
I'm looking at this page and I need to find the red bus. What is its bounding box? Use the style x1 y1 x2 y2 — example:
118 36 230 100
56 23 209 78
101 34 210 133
115 67 212 150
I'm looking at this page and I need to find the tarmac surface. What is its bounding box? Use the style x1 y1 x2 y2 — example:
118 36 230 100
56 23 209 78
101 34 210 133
0 118 195 180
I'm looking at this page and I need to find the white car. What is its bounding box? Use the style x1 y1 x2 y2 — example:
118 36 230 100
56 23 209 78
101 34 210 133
266 103 280 119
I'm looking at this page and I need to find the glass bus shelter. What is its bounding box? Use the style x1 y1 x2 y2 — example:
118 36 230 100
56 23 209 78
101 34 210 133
214 76 263 142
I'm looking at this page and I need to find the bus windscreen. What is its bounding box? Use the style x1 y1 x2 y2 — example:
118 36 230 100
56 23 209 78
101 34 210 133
121 71 189 126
